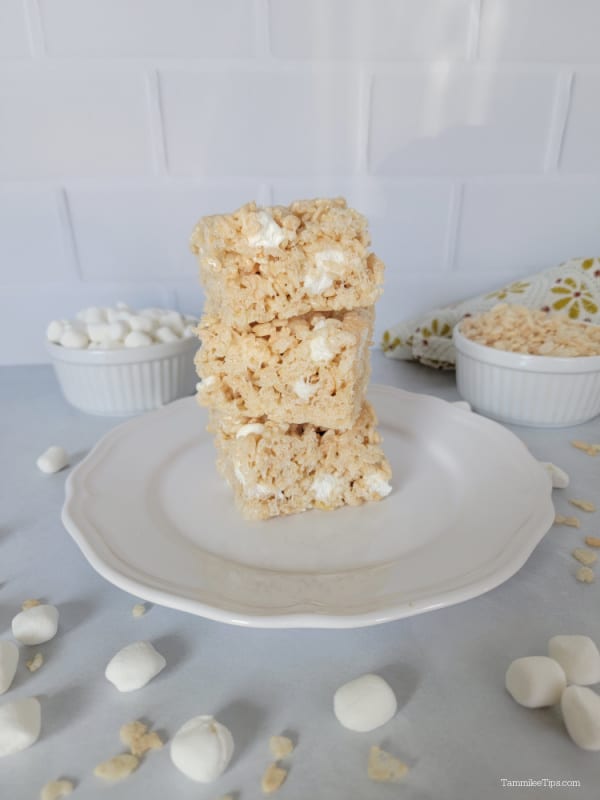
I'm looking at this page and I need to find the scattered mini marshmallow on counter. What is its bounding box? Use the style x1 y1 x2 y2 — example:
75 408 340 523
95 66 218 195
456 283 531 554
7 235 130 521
334 673 397 732
46 304 199 350
561 686 600 751
36 446 69 475
170 715 234 783
548 635 600 686
0 641 18 694
505 656 566 708
40 778 74 800
12 604 59 645
0 697 41 756
105 641 166 692
540 462 570 489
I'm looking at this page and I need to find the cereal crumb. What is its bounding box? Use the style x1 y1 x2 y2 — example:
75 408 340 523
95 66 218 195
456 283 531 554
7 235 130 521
572 548 598 567
571 440 600 457
26 652 44 673
40 779 74 800
22 599 41 611
131 603 146 618
120 720 163 757
93 754 139 781
584 536 600 548
269 735 294 760
367 745 409 783
576 566 595 584
569 499 596 513
261 763 287 794
555 514 581 528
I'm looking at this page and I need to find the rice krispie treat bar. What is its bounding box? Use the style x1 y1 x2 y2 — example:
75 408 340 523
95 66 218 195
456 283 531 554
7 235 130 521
210 402 392 521
196 308 373 430
190 198 384 326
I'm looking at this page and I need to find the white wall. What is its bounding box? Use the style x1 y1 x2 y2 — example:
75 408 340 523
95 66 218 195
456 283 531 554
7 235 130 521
2 0 600 363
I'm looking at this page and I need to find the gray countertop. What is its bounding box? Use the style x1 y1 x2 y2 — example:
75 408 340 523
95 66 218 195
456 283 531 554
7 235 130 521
1 353 599 799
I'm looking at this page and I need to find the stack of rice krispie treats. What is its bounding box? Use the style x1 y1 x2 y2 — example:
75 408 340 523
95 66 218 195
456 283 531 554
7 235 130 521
191 197 392 520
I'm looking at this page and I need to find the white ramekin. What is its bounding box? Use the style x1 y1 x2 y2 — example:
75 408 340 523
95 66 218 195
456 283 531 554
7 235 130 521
453 325 600 427
47 338 198 416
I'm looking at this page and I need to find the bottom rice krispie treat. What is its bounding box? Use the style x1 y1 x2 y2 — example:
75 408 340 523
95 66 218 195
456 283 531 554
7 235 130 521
210 402 392 521
195 308 373 430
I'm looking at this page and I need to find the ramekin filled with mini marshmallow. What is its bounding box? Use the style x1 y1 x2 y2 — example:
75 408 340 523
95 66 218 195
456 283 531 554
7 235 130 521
46 303 199 415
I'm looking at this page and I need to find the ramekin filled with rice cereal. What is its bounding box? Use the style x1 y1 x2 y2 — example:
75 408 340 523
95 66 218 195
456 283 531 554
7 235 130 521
453 304 600 427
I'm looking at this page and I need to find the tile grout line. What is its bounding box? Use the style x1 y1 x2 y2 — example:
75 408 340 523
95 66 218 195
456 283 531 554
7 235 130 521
56 188 83 281
467 0 483 61
23 0 46 58
544 69 575 173
444 182 464 272
145 70 169 178
255 0 272 60
357 68 373 176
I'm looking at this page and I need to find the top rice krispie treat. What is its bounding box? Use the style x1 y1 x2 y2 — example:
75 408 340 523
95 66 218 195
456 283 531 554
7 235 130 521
460 304 600 357
190 198 384 326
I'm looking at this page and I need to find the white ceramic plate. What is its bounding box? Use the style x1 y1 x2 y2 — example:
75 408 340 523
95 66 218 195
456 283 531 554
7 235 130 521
62 385 554 629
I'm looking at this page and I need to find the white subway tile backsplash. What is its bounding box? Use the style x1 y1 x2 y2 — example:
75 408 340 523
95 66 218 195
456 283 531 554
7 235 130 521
0 283 173 364
479 0 600 63
0 0 30 57
456 181 600 273
159 69 360 176
560 73 600 173
0 188 72 282
39 0 256 58
369 68 558 175
269 0 471 61
271 179 454 273
0 68 153 179
68 183 261 281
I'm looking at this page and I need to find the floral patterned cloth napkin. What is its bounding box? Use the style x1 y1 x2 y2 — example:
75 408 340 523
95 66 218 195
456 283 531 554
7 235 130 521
381 257 600 369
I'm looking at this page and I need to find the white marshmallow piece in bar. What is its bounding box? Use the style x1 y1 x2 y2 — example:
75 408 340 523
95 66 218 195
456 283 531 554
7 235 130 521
548 635 600 686
0 642 18 695
0 697 41 757
334 674 397 732
36 446 69 474
561 686 600 750
505 656 566 708
12 605 59 645
105 641 166 692
170 715 234 783
540 462 570 489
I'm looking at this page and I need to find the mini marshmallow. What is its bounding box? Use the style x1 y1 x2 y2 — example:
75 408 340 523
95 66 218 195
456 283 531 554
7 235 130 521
86 322 110 342
12 604 59 645
160 311 184 335
77 306 106 324
505 656 566 708
59 328 89 349
0 642 18 694
334 674 397 732
540 462 570 489
106 321 129 342
182 325 196 339
561 686 600 750
46 320 64 343
128 315 156 334
548 635 600 686
0 697 41 756
154 326 180 344
124 331 153 348
105 641 166 692
36 446 69 474
170 715 234 783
